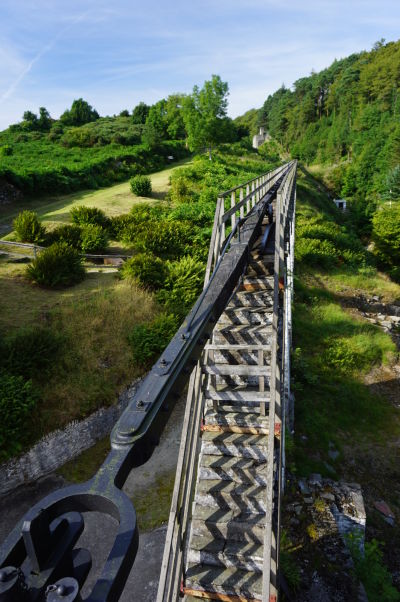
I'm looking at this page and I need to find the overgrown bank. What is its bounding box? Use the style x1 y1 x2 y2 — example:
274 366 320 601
283 167 400 600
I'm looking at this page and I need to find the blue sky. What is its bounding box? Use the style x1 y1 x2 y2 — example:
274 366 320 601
1 0 400 130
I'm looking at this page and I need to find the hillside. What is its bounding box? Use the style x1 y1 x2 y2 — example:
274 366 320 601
247 39 400 281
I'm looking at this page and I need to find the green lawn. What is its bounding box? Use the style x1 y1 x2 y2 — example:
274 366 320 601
0 158 192 234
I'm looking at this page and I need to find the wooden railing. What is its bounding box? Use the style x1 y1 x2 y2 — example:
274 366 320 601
204 163 290 286
262 160 297 602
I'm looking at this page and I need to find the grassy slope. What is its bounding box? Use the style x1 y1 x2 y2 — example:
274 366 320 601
0 160 191 441
0 158 191 233
289 167 400 591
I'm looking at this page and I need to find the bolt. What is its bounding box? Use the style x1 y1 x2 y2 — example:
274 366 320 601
57 584 67 596
160 358 167 367
136 400 144 408
180 333 186 340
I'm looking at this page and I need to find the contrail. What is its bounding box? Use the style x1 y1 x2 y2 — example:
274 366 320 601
0 11 90 104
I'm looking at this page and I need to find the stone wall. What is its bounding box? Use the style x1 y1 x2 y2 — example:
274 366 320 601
0 379 142 496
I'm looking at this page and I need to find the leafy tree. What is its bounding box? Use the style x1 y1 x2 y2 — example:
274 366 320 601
38 107 52 130
182 75 231 159
22 110 39 129
165 94 186 139
60 98 99 126
142 100 168 148
132 102 150 124
119 109 130 117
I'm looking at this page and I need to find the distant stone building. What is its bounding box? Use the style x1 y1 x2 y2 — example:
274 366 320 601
333 198 347 211
252 127 271 149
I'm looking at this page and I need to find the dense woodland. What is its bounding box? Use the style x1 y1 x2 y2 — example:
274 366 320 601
234 39 400 279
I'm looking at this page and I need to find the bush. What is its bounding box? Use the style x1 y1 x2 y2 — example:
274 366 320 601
27 242 85 287
13 210 46 243
70 205 110 228
0 371 38 459
135 220 192 257
168 176 198 203
45 224 82 249
128 313 178 365
295 237 338 268
372 203 400 271
0 144 13 156
80 224 108 253
130 175 152 197
157 256 204 316
109 214 135 240
0 326 62 379
120 253 167 289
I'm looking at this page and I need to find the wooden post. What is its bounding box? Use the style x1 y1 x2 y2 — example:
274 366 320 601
231 191 236 232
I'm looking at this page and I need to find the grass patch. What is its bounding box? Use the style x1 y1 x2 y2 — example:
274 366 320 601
57 437 110 482
129 470 176 532
291 168 400 477
0 256 158 439
0 159 192 233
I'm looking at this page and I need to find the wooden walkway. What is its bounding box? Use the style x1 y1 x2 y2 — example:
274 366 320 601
158 162 297 602
185 236 276 601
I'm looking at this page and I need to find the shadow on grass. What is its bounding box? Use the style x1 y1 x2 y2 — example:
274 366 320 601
290 277 398 478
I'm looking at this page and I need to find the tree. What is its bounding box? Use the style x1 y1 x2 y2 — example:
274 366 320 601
182 75 230 159
132 102 150 125
60 98 99 126
22 110 39 130
141 100 168 148
38 107 51 131
119 109 130 117
165 94 186 139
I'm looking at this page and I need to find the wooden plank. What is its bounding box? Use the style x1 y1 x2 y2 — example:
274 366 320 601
202 425 269 435
205 344 270 351
202 365 270 377
206 389 270 402
184 587 261 602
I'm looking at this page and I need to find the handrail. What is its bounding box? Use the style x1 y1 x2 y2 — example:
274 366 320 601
0 239 134 260
262 160 297 602
204 162 294 285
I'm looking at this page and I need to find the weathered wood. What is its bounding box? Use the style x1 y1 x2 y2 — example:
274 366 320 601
184 588 261 602
202 425 269 435
206 390 270 402
202 365 270 377
205 344 270 351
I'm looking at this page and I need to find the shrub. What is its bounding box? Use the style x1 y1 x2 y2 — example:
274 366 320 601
169 176 198 203
128 313 178 365
109 214 137 240
45 224 82 249
80 224 108 253
135 220 192 257
157 256 204 316
347 534 400 602
13 210 46 243
120 253 167 289
372 203 400 271
0 144 13 156
130 175 152 197
295 237 338 268
0 370 38 459
27 242 85 287
0 326 62 379
70 205 110 228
